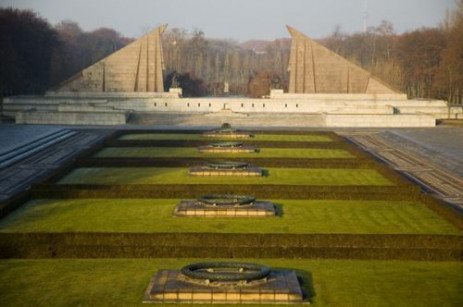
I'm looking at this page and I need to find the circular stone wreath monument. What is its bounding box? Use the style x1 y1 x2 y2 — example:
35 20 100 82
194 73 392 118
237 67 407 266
144 261 306 304
174 194 276 217
188 161 263 176
198 141 257 153
203 123 254 139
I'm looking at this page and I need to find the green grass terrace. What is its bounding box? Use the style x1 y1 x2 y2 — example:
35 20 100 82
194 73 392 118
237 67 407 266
0 199 460 234
93 147 355 159
57 167 393 186
1 259 462 306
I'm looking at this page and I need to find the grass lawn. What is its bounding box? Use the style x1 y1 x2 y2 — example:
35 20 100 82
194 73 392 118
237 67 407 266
1 258 462 306
94 147 354 158
57 167 393 186
119 133 334 142
0 199 460 234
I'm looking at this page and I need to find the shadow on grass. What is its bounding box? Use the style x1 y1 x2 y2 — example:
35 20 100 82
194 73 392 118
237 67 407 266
261 169 269 177
273 266 316 303
273 203 284 217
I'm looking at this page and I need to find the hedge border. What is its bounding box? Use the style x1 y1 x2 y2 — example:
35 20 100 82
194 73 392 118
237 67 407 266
1 233 461 261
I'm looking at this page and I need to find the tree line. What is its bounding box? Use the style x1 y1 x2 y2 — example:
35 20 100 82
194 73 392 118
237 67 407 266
0 8 132 98
1 3 462 103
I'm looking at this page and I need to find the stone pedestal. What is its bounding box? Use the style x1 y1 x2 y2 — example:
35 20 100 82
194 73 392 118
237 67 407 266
144 269 306 304
173 199 276 217
188 166 263 176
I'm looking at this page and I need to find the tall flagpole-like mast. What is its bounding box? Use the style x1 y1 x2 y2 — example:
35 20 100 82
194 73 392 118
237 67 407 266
363 0 369 32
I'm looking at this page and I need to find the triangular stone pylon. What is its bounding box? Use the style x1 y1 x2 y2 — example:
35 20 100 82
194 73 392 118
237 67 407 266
52 24 167 93
286 25 400 94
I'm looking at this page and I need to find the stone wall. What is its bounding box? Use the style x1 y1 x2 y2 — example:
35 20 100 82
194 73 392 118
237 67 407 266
15 111 128 125
4 91 461 127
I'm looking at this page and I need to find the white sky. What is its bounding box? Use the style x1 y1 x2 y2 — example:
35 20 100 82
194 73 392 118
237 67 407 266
0 0 457 41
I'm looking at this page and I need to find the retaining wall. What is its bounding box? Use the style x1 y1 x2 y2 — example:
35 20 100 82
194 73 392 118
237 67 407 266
15 111 128 125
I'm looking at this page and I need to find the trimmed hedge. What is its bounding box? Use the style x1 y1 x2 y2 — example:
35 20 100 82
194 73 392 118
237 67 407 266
1 233 461 260
420 194 463 231
31 184 419 201
0 191 30 220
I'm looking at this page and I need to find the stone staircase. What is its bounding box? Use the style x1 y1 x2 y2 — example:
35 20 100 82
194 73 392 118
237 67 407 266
0 129 76 170
0 129 111 212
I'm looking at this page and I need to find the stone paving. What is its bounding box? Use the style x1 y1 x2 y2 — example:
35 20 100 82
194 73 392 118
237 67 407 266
144 269 304 304
340 129 463 212
381 127 463 177
0 125 112 208
174 199 276 217
0 124 63 155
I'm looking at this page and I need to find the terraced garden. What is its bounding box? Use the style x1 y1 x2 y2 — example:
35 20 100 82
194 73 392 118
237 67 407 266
58 167 392 185
0 129 462 306
1 199 459 234
1 259 462 306
94 147 355 158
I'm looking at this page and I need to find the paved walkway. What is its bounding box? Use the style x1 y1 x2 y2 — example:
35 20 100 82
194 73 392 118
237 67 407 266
381 127 463 177
0 125 112 213
340 128 463 212
0 125 63 155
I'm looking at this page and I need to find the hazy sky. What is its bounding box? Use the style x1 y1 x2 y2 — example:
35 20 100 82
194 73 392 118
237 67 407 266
1 0 457 41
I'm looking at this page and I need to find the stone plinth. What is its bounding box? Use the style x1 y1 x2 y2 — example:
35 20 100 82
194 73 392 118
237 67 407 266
203 130 253 139
188 166 262 177
143 269 305 304
198 143 257 153
173 199 276 217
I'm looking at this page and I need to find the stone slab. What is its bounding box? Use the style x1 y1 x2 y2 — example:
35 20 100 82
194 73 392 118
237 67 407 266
0 125 65 156
143 269 306 304
203 131 253 139
189 166 263 177
323 113 436 127
198 145 257 153
173 200 276 217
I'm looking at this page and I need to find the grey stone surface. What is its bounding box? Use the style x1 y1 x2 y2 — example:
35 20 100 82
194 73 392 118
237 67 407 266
0 126 112 210
15 111 128 125
0 125 63 155
341 129 463 211
144 269 305 304
383 127 463 171
287 26 398 94
52 25 166 93
174 199 276 217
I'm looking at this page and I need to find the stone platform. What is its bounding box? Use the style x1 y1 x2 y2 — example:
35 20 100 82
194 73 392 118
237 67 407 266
144 269 305 304
189 166 263 177
198 144 257 153
4 92 462 127
203 131 253 139
173 199 276 217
